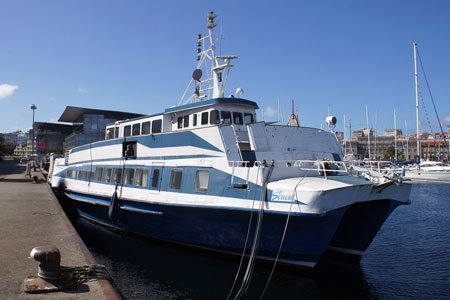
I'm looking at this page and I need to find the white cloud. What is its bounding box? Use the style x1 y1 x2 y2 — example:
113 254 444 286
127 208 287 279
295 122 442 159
0 84 18 99
264 106 277 118
77 87 88 94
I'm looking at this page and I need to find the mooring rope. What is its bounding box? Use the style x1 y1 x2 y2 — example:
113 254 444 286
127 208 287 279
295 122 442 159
231 160 275 300
258 176 305 300
226 163 262 300
38 264 125 299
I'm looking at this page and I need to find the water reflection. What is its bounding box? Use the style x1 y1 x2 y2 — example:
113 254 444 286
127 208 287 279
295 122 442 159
75 218 377 300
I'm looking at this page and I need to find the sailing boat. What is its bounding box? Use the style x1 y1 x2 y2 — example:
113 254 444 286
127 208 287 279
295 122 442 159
401 43 450 183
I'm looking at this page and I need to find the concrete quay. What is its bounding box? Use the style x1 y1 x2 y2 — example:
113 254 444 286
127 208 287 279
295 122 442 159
0 158 120 300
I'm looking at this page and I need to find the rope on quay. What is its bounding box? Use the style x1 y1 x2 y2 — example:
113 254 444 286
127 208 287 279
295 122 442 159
38 264 126 299
23 245 125 300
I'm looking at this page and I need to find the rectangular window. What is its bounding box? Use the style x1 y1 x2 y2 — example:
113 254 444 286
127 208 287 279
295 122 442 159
142 121 151 134
95 167 104 181
123 168 135 185
132 123 141 136
102 168 112 183
193 114 197 126
221 111 232 124
112 168 122 184
201 112 208 125
169 170 182 190
183 115 189 128
151 169 160 188
124 125 131 137
233 112 243 125
210 110 220 125
152 119 162 133
114 127 119 138
134 168 149 187
195 170 210 193
244 113 254 124
177 117 183 129
106 128 114 140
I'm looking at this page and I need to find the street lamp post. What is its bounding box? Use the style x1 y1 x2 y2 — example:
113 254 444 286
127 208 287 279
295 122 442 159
31 104 37 157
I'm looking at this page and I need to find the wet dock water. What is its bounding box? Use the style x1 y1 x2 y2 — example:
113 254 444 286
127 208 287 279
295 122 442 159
0 158 118 299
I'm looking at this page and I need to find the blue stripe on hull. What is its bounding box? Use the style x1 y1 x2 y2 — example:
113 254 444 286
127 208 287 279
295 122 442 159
328 199 405 255
65 192 347 267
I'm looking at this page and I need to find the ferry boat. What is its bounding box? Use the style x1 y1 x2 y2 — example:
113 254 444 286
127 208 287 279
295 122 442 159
50 12 411 268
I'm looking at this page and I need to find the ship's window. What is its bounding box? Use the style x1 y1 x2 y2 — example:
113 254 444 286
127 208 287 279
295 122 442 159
221 111 232 124
233 112 243 125
170 170 182 190
177 117 183 129
135 168 149 187
210 110 220 125
124 125 131 137
95 167 103 181
244 113 254 124
183 115 189 128
102 168 112 183
106 128 114 140
124 168 135 185
195 170 210 193
201 112 208 125
114 127 119 138
193 114 198 126
151 169 160 188
132 123 141 136
112 168 122 184
142 121 151 134
152 119 162 133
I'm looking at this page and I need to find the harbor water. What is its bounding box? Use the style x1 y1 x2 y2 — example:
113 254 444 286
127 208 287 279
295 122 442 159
70 183 450 299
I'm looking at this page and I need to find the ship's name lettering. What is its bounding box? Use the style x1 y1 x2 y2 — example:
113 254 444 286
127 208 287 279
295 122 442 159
271 191 294 201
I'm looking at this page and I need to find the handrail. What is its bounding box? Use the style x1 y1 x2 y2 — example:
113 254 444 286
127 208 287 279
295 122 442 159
228 159 349 180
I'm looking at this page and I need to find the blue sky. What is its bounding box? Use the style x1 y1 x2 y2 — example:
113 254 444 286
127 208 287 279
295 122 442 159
1 0 449 138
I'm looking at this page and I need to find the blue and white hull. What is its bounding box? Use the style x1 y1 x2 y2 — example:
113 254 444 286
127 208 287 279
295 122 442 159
65 191 347 268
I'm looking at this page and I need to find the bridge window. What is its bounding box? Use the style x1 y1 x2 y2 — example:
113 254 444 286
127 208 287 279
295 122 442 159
183 115 189 128
201 112 208 125
233 112 243 125
177 117 183 129
221 111 232 124
210 110 220 125
142 121 151 134
132 123 141 136
152 119 162 133
106 128 114 140
193 114 198 126
244 113 254 124
124 125 131 137
170 169 183 190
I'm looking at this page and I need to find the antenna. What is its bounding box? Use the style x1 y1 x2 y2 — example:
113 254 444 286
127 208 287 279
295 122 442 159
179 12 238 106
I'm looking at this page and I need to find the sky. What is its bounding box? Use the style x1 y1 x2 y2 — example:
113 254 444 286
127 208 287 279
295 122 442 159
1 0 450 138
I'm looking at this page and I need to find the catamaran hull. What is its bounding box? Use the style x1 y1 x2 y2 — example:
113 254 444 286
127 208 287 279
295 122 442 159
327 199 407 257
64 191 347 268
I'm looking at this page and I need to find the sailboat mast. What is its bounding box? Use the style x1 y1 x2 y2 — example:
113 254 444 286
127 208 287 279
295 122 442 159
366 104 371 159
394 107 397 161
414 42 420 160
